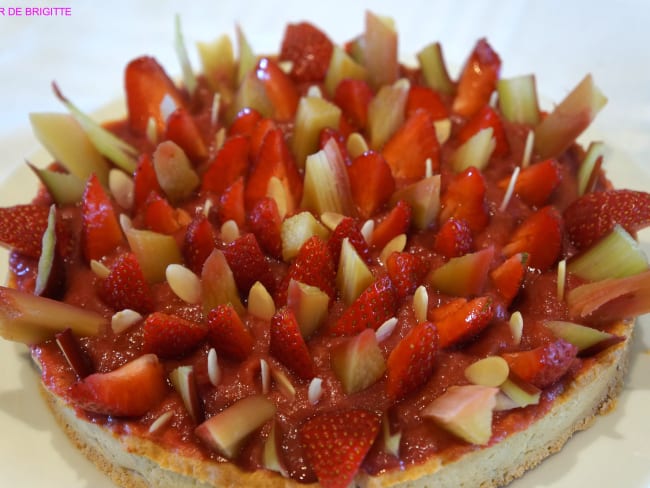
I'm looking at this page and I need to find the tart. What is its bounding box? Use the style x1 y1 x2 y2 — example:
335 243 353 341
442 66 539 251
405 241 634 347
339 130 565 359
1 11 650 488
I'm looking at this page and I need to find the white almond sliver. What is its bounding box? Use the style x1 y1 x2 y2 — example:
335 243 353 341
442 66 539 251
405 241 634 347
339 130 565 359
260 359 270 394
207 348 221 387
149 411 174 434
111 309 143 334
166 264 202 304
308 377 323 405
375 317 398 342
413 286 428 323
90 259 110 279
109 169 135 210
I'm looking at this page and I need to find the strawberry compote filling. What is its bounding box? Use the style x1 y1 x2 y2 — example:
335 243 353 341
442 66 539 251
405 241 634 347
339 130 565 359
3 13 650 487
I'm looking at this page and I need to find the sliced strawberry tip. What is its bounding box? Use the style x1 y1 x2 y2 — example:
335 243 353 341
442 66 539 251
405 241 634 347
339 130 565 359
100 252 154 314
164 107 208 162
502 339 578 389
81 173 124 262
0 204 51 258
347 151 396 219
222 232 275 295
433 296 494 349
201 135 250 195
183 215 216 274
270 307 315 379
457 105 509 157
143 312 207 359
279 22 334 83
206 304 254 361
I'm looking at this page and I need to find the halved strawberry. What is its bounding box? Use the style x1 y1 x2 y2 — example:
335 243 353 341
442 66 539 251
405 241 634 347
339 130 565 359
284 236 336 300
564 189 650 250
328 217 370 266
125 56 186 135
68 354 167 417
347 151 396 218
0 204 50 258
371 200 412 250
405 85 449 120
502 339 579 389
439 167 489 234
217 177 245 228
206 304 254 361
279 22 334 82
222 233 275 294
333 78 374 131
248 197 282 259
490 253 527 305
502 206 562 270
431 296 494 349
81 173 123 261
142 193 182 234
382 110 440 180
164 107 208 162
457 105 509 157
254 57 300 121
270 307 314 379
386 252 428 299
329 275 397 336
228 107 263 138
201 135 250 195
300 408 381 488
498 158 562 207
433 217 473 259
133 153 162 211
386 320 438 399
183 215 215 274
248 118 278 162
452 39 501 117
100 252 153 314
143 312 207 359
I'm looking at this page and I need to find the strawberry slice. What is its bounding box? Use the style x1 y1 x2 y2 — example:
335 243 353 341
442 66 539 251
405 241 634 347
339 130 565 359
143 312 207 359
386 320 438 399
248 118 278 162
222 233 275 294
164 107 208 162
279 22 334 82
333 79 374 131
329 275 397 336
433 217 473 259
439 167 489 234
347 151 396 218
499 158 562 207
284 236 336 300
228 107 263 138
386 252 428 299
371 200 412 250
142 193 182 234
490 253 527 305
248 197 282 259
0 204 50 258
502 339 579 389
125 56 186 135
503 206 562 270
319 128 350 163
382 110 440 180
183 215 215 274
201 135 249 195
328 217 371 266
564 189 650 250
133 153 162 211
217 177 246 228
405 85 449 120
254 57 300 121
68 354 167 417
300 408 381 488
206 304 254 361
452 39 501 118
100 252 153 314
270 307 315 379
432 296 494 349
81 174 123 261
457 105 509 157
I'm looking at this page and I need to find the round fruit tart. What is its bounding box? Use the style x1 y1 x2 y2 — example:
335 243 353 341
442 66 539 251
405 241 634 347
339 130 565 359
1 11 650 488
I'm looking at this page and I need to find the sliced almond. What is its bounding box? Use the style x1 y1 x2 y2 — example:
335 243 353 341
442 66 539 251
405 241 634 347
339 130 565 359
109 169 135 210
208 348 221 387
166 264 202 304
379 234 406 264
111 309 143 335
464 356 510 387
346 132 369 159
149 411 174 434
260 359 270 394
413 286 428 323
220 220 240 244
375 317 398 342
509 311 523 346
308 377 323 405
360 219 374 244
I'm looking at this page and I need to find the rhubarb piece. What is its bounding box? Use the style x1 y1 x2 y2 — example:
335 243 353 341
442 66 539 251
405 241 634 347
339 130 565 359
331 328 386 394
534 74 607 158
152 140 199 204
280 211 329 261
497 74 540 125
464 356 509 387
263 420 288 477
577 141 605 196
173 15 197 95
451 127 495 173
379 234 407 265
101 252 154 314
502 339 578 389
363 11 398 89
292 96 342 168
390 175 441 230
545 320 622 354
502 206 562 270
170 365 203 423
417 42 455 95
429 247 494 297
368 79 410 149
287 279 329 338
433 296 494 349
125 227 182 283
452 39 501 117
499 376 541 409
269 307 315 379
143 312 207 359
81 174 124 262
336 238 374 306
324 45 367 96
458 105 509 157
197 34 235 92
201 249 245 316
195 395 276 459
34 205 57 296
235 24 255 84
28 164 85 206
422 384 499 445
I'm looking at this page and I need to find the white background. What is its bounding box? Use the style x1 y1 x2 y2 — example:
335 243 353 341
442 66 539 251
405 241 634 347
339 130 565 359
0 0 649 487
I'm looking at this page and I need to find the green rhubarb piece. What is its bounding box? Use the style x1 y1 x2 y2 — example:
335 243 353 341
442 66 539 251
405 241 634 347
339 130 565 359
390 175 441 230
368 79 410 149
201 249 245 316
577 141 605 196
197 34 235 92
125 227 182 283
292 96 342 169
34 205 57 296
363 11 398 89
545 320 617 352
28 163 85 205
174 14 197 95
331 328 386 394
429 247 494 296
417 42 455 96
497 74 540 125
336 238 374 306
280 212 330 261
323 45 367 96
451 127 495 173
236 24 256 84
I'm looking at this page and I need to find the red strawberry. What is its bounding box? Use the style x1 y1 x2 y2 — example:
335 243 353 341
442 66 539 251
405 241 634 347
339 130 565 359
386 252 428 299
502 339 579 389
405 85 448 120
439 167 488 233
217 177 245 228
431 296 494 349
228 107 263 138
386 321 439 399
248 197 282 259
279 22 334 82
68 354 167 417
452 39 501 117
503 206 562 270
457 105 509 157
433 218 473 258
270 307 314 379
300 409 381 488
564 189 650 250
143 312 207 359
490 252 527 305
499 158 562 207
0 204 50 258
329 275 397 336
371 200 412 250
142 193 182 234
206 304 254 361
81 174 123 261
382 110 440 180
248 118 278 162
133 153 162 211
333 79 374 130
347 151 396 218
100 252 153 314
125 56 186 135
254 57 299 121
201 135 249 195
327 217 371 265
319 128 350 163
222 233 274 294
183 215 215 274
164 107 208 161
282 236 336 303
